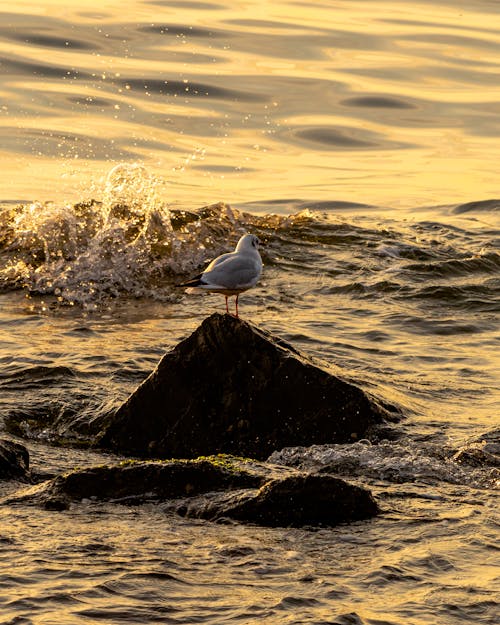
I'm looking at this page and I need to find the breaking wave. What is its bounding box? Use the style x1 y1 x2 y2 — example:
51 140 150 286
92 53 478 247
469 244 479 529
1 164 499 317
0 164 308 309
269 437 500 490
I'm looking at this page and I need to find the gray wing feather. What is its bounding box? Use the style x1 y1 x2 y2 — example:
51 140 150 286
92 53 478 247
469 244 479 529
203 255 261 289
205 251 235 272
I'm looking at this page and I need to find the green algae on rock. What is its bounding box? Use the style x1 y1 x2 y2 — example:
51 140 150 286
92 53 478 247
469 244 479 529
0 454 379 527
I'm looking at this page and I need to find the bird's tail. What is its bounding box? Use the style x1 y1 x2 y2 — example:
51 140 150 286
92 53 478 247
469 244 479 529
175 274 204 288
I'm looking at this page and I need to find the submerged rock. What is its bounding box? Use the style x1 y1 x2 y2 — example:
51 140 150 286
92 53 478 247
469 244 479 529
0 456 266 509
99 313 396 459
452 427 500 468
1 454 379 527
47 457 264 507
0 439 30 481
173 473 379 527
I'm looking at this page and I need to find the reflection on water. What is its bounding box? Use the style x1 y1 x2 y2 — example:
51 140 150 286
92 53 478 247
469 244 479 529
0 189 497 437
0 3 499 625
1 0 499 207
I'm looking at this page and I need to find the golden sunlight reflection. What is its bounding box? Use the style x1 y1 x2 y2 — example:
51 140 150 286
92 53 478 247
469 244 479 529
0 0 499 208
0 4 499 624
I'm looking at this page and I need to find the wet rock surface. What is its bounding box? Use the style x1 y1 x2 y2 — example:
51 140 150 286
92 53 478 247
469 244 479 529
0 439 30 481
452 427 500 467
1 455 379 527
99 313 396 459
172 473 380 527
2 456 266 509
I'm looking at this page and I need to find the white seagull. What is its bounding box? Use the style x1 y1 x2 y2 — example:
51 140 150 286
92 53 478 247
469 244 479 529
178 233 263 317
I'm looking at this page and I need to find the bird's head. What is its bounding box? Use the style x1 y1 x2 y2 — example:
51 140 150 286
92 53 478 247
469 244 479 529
236 233 261 252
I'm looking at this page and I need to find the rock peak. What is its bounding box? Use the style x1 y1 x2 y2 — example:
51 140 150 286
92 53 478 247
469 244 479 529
99 314 395 459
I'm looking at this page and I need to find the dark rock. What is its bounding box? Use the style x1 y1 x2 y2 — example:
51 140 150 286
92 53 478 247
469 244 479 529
1 454 379 528
1 456 266 507
452 427 500 467
53 457 263 503
0 439 30 481
44 496 70 511
99 313 396 459
173 473 379 527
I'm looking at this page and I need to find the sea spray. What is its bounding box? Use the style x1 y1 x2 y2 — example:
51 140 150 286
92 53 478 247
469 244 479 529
0 164 285 308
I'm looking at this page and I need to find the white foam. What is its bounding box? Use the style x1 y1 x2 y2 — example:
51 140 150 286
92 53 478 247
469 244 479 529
0 164 279 308
269 440 499 489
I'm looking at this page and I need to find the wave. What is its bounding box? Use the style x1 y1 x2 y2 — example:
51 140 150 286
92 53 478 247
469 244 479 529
0 365 76 390
1 165 498 315
268 437 499 489
0 164 307 308
453 199 500 214
404 252 500 277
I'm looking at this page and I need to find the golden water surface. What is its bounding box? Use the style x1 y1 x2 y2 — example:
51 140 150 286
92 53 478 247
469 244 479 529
0 3 499 625
1 0 499 208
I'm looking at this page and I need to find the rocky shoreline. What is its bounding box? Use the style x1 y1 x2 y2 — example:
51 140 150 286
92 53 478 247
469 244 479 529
1 313 404 527
1 454 380 526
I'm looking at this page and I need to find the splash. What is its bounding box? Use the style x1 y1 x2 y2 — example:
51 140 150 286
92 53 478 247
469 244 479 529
269 440 499 489
0 164 282 309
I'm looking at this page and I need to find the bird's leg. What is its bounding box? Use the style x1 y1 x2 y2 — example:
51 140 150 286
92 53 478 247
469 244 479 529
225 295 229 314
235 294 239 318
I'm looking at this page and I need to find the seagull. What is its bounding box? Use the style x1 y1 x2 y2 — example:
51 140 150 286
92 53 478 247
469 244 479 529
177 233 263 317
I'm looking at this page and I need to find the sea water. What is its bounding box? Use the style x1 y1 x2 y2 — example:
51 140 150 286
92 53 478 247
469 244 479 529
0 1 499 623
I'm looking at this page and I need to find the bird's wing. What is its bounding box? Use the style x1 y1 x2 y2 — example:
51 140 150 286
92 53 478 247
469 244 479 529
204 251 235 272
203 255 261 289
176 272 203 287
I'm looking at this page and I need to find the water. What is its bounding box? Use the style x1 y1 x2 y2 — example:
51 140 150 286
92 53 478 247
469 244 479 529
2 0 500 208
0 1 499 624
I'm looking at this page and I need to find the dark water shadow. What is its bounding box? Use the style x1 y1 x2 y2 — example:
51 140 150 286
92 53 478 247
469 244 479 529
341 96 416 109
1 31 96 51
288 126 417 151
453 199 500 214
118 78 268 103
